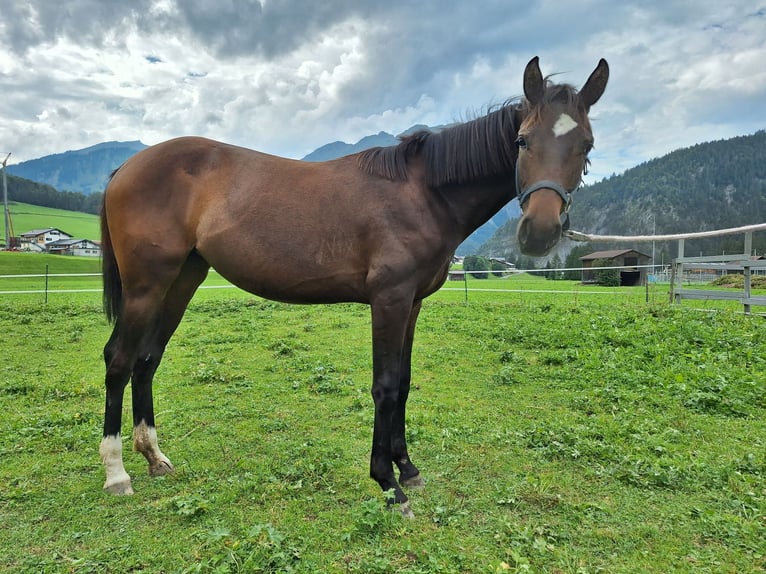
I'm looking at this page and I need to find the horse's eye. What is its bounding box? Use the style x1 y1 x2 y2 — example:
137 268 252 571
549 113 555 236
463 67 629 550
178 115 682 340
516 136 528 150
584 142 594 155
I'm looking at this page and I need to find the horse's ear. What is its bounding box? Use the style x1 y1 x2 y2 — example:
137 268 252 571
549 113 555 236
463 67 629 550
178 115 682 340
523 56 544 106
580 58 609 109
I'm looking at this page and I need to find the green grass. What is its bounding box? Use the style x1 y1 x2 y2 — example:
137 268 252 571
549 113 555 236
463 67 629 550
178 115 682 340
4 201 99 242
0 263 765 572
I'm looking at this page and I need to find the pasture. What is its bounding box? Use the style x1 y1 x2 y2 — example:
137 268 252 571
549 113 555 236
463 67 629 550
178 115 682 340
0 261 765 572
5 202 100 241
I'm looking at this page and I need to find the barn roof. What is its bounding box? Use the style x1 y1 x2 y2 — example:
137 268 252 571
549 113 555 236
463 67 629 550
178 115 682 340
579 249 650 261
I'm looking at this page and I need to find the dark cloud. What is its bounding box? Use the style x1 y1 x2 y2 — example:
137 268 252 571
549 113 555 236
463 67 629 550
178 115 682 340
170 0 365 58
0 1 155 53
1 0 368 58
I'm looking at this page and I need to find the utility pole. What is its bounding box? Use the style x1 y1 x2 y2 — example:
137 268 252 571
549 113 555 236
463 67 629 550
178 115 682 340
2 153 10 250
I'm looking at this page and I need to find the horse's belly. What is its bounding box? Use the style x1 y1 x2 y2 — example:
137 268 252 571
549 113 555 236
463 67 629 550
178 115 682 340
200 246 370 305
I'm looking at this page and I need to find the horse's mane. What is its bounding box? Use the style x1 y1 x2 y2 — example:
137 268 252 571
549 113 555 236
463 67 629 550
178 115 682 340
357 81 583 188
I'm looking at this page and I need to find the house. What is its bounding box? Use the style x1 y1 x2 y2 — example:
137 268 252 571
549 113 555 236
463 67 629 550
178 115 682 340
579 249 651 286
19 228 73 250
46 238 101 257
18 228 101 257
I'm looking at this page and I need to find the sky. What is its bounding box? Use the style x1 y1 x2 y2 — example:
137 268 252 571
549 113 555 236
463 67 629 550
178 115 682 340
0 0 764 183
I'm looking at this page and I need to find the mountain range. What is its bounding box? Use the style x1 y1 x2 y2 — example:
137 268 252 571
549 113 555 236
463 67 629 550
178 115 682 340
7 141 148 196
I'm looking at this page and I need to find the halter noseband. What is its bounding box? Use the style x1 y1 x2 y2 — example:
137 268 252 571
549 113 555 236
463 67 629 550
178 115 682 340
514 156 577 232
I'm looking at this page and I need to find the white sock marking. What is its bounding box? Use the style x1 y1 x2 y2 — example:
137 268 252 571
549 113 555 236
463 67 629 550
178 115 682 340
553 113 578 137
133 421 174 473
100 434 133 493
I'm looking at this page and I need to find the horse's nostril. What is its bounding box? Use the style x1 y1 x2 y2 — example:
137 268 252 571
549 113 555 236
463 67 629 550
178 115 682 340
517 218 530 244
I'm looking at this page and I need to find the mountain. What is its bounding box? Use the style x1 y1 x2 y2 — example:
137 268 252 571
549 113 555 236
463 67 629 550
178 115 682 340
479 130 766 264
7 141 148 195
300 124 446 162
302 131 399 162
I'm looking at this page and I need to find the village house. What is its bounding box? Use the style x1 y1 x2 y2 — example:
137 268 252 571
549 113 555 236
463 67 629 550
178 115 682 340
19 228 72 251
18 228 101 257
46 238 101 257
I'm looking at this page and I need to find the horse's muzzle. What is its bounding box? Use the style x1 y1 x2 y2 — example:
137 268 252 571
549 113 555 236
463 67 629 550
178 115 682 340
516 214 562 257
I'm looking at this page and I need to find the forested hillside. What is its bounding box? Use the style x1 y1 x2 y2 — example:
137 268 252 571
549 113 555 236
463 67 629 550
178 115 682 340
6 174 102 215
480 130 766 265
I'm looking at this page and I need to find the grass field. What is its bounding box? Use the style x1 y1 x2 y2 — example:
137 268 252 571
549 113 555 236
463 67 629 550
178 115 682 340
0 254 764 572
4 202 100 242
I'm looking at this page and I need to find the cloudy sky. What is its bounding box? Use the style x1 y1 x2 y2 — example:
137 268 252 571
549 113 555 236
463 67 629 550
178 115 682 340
1 0 764 182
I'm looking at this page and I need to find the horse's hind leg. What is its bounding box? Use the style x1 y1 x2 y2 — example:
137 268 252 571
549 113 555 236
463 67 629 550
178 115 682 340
101 288 168 495
131 253 209 478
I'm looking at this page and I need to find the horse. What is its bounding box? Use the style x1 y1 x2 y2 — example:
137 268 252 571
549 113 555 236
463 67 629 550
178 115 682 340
99 56 608 516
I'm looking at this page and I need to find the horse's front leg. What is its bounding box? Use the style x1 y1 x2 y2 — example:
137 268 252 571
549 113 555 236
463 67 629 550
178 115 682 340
369 296 414 515
392 300 424 488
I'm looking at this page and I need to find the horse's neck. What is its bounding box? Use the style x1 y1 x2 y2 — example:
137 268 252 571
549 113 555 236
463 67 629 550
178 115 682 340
437 179 516 242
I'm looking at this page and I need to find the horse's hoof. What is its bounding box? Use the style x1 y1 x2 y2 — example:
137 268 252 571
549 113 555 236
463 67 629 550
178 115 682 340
104 479 134 495
397 501 415 519
400 473 425 489
149 459 175 477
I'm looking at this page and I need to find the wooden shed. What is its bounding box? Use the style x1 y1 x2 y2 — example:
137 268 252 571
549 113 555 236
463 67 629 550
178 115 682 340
579 249 651 286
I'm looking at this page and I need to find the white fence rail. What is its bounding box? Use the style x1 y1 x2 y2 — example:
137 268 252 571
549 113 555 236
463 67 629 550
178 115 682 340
671 232 766 315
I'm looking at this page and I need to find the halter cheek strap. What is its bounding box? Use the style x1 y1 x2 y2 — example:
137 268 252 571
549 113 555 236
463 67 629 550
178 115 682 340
515 157 576 232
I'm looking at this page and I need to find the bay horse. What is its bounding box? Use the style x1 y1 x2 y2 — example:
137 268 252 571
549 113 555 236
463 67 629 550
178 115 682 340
99 56 608 516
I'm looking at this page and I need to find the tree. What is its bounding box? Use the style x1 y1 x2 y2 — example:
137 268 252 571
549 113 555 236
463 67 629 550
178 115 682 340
563 245 591 280
546 254 563 280
593 258 620 286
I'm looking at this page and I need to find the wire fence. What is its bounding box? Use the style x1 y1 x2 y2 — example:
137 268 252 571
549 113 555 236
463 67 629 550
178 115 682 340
0 263 759 312
2 222 764 311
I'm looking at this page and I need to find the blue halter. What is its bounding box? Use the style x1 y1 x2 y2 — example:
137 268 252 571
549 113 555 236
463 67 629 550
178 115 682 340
514 156 577 232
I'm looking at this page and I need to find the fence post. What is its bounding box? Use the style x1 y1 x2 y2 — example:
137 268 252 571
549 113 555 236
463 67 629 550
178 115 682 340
671 238 685 304
45 264 49 304
463 271 469 304
744 232 752 315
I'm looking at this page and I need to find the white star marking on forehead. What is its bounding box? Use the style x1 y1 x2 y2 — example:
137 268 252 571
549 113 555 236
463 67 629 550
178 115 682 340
552 113 578 137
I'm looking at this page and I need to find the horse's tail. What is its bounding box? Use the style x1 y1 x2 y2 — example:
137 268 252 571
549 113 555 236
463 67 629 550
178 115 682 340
101 169 122 324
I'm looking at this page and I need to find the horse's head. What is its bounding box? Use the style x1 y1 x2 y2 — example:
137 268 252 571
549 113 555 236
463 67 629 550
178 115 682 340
515 57 609 256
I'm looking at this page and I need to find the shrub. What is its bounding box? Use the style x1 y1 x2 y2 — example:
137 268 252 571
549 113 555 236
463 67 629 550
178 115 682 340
491 260 507 278
463 255 490 279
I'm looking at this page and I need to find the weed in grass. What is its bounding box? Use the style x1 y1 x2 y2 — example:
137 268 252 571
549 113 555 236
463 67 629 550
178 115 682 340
492 366 521 386
186 523 301 573
682 376 751 417
170 493 210 518
306 363 340 394
268 339 299 358
344 491 403 542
